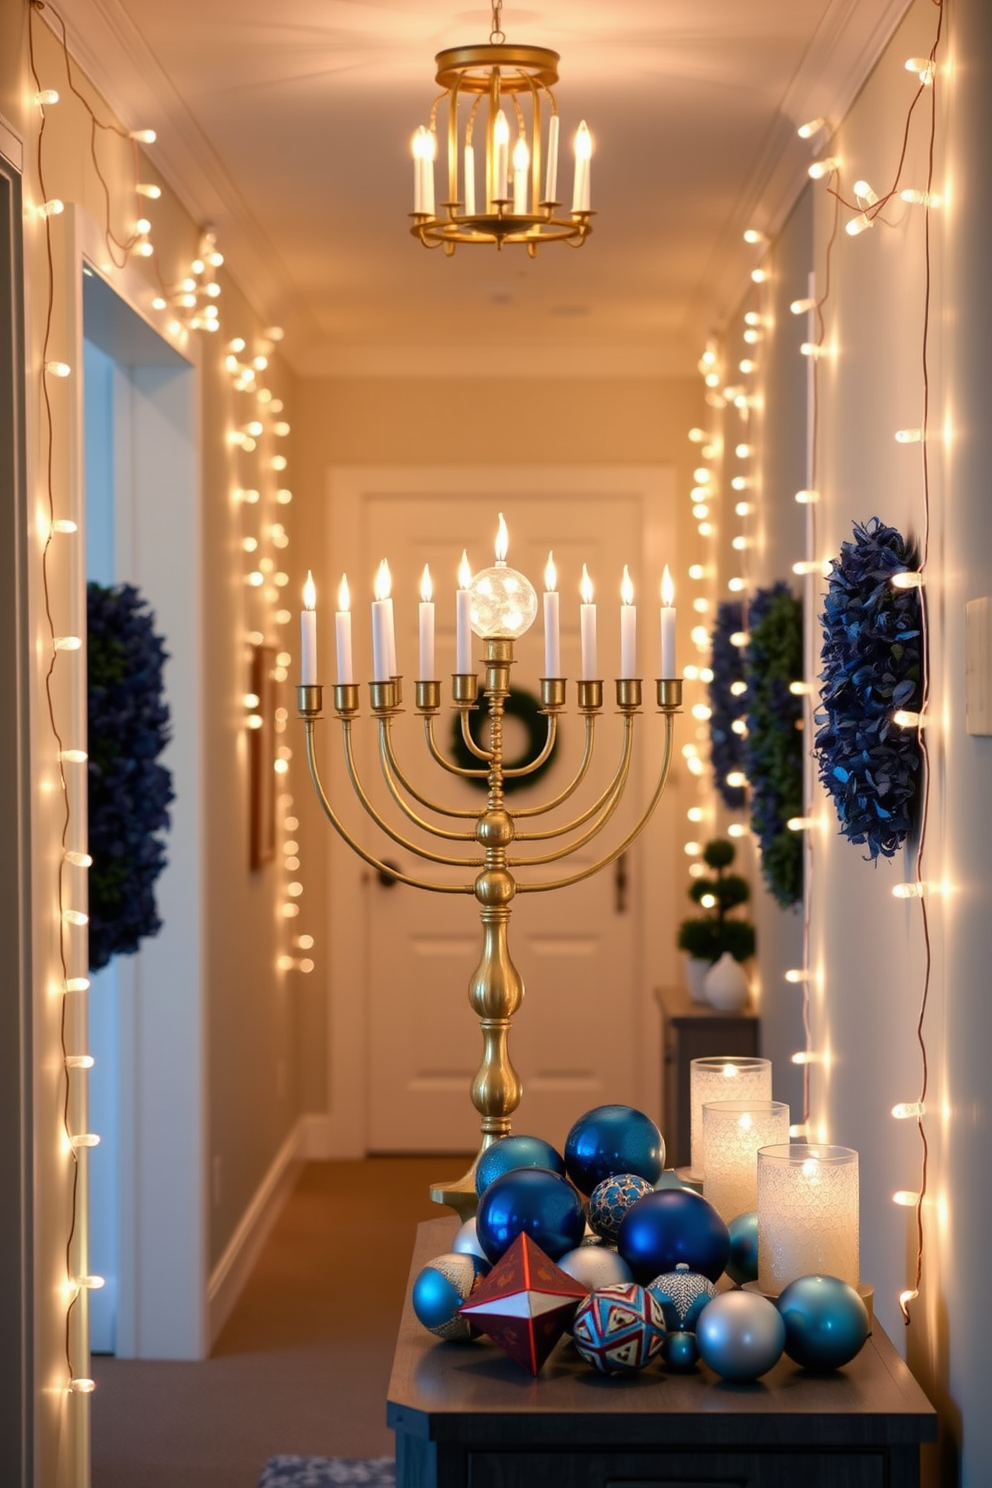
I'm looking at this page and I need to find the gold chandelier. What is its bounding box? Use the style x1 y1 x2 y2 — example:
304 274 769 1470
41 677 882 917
410 0 594 255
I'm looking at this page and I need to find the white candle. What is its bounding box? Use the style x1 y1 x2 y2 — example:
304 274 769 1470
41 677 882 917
456 550 473 673
660 563 677 677
580 563 597 680
494 110 510 201
512 134 529 214
464 142 476 215
335 573 354 685
689 1056 772 1180
301 570 317 685
413 127 428 213
620 565 636 678
419 564 435 680
757 1144 860 1290
372 559 395 682
424 129 436 217
572 121 592 213
543 551 561 678
544 113 560 203
702 1099 790 1223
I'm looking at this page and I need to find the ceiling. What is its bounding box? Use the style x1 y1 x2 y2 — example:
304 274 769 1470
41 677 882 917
59 0 910 376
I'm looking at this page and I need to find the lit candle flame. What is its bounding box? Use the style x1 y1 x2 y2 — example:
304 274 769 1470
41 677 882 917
412 125 430 161
420 563 433 604
513 135 530 172
545 551 557 593
722 1063 739 1078
494 110 510 147
621 564 634 606
338 573 350 612
580 563 594 605
661 564 675 606
495 511 509 563
574 120 592 160
303 570 316 611
374 559 391 602
458 550 472 589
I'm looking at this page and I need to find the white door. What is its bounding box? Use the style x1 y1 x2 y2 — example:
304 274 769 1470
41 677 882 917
324 467 677 1157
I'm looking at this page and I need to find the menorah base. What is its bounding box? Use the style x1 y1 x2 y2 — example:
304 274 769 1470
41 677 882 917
429 1165 480 1220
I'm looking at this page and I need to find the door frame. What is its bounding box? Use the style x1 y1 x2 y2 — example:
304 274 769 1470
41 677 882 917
319 464 678 1157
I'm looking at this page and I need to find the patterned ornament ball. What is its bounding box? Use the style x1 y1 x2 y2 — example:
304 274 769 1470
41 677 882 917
648 1262 717 1331
777 1275 870 1370
589 1173 655 1242
572 1283 667 1374
725 1211 759 1286
476 1167 586 1263
564 1105 666 1195
412 1252 490 1341
452 1217 489 1262
617 1188 730 1283
662 1330 700 1373
695 1290 786 1381
474 1134 566 1197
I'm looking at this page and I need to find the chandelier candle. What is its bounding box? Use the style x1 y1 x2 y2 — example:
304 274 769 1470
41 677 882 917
757 1144 860 1291
297 513 682 1218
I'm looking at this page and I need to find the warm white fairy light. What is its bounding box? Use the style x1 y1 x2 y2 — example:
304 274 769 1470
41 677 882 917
727 823 747 838
751 268 767 284
892 571 925 589
797 116 826 139
688 564 706 581
795 488 820 503
893 1189 922 1206
790 297 816 315
792 559 822 575
785 969 811 984
893 710 928 728
791 1051 822 1066
808 156 840 179
46 361 71 378
729 681 747 697
730 630 748 647
64 851 92 868
901 188 940 207
905 57 936 84
789 681 813 696
846 213 874 237
726 770 747 789
895 427 924 443
728 577 745 593
893 881 926 899
64 977 90 994
800 342 827 358
787 816 816 831
893 1102 926 1119
684 841 702 857
37 198 64 219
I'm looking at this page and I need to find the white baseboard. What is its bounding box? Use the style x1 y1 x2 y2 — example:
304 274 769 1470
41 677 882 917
206 1119 305 1348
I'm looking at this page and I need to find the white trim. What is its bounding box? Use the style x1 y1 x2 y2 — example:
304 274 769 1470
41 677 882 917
0 110 23 174
296 1113 336 1160
293 344 698 380
206 1119 305 1348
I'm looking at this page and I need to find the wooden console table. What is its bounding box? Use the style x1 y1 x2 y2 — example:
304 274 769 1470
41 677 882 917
388 1218 936 1488
656 984 760 1169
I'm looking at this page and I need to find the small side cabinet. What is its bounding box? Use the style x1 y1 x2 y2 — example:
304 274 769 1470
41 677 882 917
656 984 759 1169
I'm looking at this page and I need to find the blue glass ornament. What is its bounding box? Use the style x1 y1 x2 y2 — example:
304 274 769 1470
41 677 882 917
661 1330 700 1372
475 1167 586 1263
725 1211 759 1286
572 1283 667 1374
777 1275 870 1370
412 1252 490 1341
564 1105 665 1194
617 1188 730 1283
474 1134 566 1197
589 1173 654 1242
695 1290 785 1381
648 1262 716 1331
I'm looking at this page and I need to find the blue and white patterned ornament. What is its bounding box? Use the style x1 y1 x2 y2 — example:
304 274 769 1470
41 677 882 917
648 1262 717 1332
411 1252 489 1341
589 1173 655 1243
572 1283 667 1374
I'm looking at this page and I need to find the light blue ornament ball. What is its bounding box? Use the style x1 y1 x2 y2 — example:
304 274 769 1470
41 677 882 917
589 1173 655 1242
654 1170 696 1191
412 1251 490 1341
695 1290 786 1381
474 1134 566 1197
557 1244 634 1292
777 1275 870 1370
662 1330 700 1372
648 1262 716 1331
476 1166 586 1263
452 1216 488 1261
564 1105 665 1195
725 1211 759 1286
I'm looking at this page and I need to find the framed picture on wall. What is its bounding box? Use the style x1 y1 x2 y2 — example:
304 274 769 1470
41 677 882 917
249 642 278 870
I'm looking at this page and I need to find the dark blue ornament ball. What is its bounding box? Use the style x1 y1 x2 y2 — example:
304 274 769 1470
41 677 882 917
474 1133 566 1196
412 1252 490 1341
777 1275 870 1370
617 1188 730 1283
661 1330 700 1372
564 1105 665 1195
725 1211 759 1286
475 1167 586 1263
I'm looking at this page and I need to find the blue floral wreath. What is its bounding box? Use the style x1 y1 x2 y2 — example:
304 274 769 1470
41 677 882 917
743 583 805 908
814 518 922 861
87 582 174 971
708 599 747 810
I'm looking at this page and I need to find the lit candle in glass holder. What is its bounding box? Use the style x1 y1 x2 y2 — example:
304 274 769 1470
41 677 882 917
757 1143 860 1291
688 1056 772 1181
702 1099 790 1222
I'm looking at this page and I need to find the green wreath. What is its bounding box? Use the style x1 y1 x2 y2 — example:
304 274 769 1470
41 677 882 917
449 686 556 795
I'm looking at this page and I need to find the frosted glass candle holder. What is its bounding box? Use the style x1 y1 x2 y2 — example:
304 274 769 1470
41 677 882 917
702 1099 790 1222
757 1143 860 1292
689 1056 772 1180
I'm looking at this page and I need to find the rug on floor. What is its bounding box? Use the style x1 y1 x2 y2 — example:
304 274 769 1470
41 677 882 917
258 1456 396 1487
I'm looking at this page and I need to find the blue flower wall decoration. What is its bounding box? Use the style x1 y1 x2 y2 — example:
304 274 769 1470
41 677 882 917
86 582 174 971
708 599 747 810
815 518 922 861
743 583 804 908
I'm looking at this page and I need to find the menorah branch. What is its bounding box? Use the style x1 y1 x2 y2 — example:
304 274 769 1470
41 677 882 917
377 720 478 842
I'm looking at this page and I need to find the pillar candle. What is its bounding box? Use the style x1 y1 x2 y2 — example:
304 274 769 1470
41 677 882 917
301 571 317 685
702 1099 790 1222
689 1056 772 1179
757 1144 860 1290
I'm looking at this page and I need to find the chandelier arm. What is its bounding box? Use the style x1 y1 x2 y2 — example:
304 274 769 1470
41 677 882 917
507 718 634 865
342 722 482 869
510 712 595 819
425 714 491 778
460 707 494 761
302 720 471 894
501 711 558 778
380 722 481 819
516 714 675 892
377 720 478 840
513 713 629 839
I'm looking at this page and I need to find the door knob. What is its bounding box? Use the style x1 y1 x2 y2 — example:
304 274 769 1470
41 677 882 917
614 851 628 913
377 858 402 888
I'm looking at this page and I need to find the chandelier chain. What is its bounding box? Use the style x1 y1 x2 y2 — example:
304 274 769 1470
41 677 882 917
490 0 505 44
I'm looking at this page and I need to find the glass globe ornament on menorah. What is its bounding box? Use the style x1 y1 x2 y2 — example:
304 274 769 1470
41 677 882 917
297 515 682 1217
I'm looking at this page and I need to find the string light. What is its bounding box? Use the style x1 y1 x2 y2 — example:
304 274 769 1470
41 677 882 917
893 1190 922 1206
794 488 820 503
808 157 840 179
895 427 924 443
46 361 71 377
727 823 747 838
797 117 826 139
787 816 816 831
64 978 90 994
893 710 928 728
904 57 936 84
64 851 92 868
790 297 816 315
37 197 64 218
893 1102 926 1119
893 881 926 899
892 571 925 589
785 969 811 984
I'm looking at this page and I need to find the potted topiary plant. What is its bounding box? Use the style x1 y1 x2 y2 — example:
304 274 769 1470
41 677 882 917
677 839 755 1005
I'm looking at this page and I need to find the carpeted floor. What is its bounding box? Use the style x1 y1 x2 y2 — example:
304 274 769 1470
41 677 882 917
91 1156 456 1488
